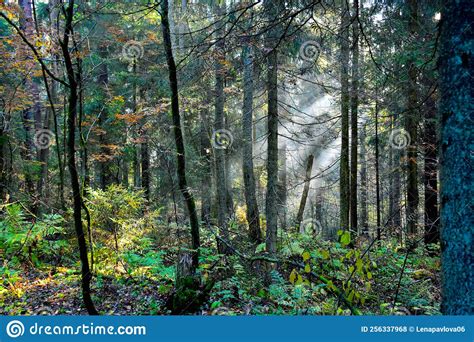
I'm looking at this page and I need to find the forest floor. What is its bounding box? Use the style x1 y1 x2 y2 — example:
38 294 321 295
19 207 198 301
1 195 442 315
1 239 442 316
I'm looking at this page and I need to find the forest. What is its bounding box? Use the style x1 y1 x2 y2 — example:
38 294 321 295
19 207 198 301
0 0 472 316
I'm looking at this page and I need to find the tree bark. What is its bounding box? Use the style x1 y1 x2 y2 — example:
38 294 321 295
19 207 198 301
359 123 368 235
161 0 201 269
97 45 113 190
59 0 98 315
264 0 280 255
375 95 381 240
141 133 150 200
200 103 212 228
278 143 288 231
296 154 314 231
18 0 37 200
405 0 419 235
213 2 230 253
438 0 473 315
242 42 262 244
350 0 359 234
423 84 439 245
339 0 350 232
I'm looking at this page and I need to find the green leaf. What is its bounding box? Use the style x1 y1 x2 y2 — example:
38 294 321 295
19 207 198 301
255 243 266 254
340 231 351 246
211 301 222 309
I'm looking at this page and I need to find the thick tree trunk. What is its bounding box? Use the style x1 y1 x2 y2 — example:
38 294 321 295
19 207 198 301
161 0 200 269
242 43 262 244
350 0 359 234
438 0 473 315
339 0 350 231
264 0 279 255
405 0 419 235
60 0 98 315
296 154 314 231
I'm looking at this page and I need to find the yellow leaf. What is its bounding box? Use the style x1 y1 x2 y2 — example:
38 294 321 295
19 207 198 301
302 251 310 261
304 264 311 273
321 250 330 259
289 269 297 284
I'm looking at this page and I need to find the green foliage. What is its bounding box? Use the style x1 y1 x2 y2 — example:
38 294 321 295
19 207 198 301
86 185 147 233
0 204 68 266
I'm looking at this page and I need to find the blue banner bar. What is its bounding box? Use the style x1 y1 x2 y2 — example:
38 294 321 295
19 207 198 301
0 316 472 342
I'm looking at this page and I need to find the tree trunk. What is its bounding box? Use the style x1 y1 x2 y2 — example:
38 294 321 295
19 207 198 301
264 0 280 255
59 0 98 315
423 85 440 245
391 114 402 230
161 0 201 269
296 154 314 231
359 123 368 235
213 3 230 252
438 0 473 315
141 134 150 200
242 42 262 244
200 104 212 228
278 143 288 231
339 0 350 232
375 96 381 240
97 46 113 190
405 0 419 235
18 0 36 200
350 0 359 234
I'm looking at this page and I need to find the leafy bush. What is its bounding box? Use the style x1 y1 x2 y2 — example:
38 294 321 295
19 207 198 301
0 204 68 266
86 185 147 233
